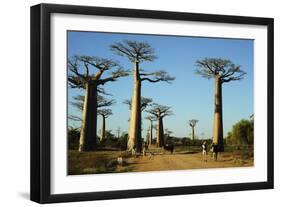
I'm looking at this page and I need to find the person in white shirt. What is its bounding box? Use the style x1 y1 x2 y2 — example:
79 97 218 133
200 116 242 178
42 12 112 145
202 141 207 162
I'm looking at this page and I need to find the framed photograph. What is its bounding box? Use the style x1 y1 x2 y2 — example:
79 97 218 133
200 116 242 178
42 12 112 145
30 3 274 203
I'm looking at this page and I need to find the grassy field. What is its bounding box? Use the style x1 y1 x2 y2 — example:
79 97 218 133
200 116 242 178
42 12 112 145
68 145 253 175
68 150 134 175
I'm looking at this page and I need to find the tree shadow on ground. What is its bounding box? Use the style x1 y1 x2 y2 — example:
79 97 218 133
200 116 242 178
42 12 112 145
176 151 198 155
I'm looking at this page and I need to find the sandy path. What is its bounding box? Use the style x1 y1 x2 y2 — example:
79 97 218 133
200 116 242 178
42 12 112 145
127 151 253 172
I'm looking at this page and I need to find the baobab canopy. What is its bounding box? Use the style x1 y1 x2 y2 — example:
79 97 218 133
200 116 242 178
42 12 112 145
110 40 157 62
195 58 246 83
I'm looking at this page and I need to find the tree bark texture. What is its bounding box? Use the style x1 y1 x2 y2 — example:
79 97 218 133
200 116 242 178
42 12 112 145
100 115 106 142
127 61 142 152
212 76 224 151
149 120 153 145
78 80 98 151
192 127 195 141
157 117 164 147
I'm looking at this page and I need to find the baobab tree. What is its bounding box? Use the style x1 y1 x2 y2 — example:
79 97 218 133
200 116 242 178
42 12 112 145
189 119 199 142
146 104 173 147
111 40 174 152
116 127 121 139
68 55 128 151
145 115 157 146
97 109 112 141
68 94 115 127
195 58 246 151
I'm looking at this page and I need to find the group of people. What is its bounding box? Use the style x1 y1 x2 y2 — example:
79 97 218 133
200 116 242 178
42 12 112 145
131 141 219 162
201 141 219 162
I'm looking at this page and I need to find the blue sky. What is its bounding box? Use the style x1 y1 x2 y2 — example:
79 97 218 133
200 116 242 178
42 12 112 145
67 31 253 139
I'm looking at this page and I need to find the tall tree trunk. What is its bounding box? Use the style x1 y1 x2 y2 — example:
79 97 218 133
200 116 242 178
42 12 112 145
149 120 153 145
127 60 142 152
100 115 106 142
212 76 224 151
192 127 195 141
157 117 164 147
79 80 98 152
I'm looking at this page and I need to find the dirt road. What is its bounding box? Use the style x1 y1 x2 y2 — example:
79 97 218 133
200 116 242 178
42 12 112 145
126 151 253 172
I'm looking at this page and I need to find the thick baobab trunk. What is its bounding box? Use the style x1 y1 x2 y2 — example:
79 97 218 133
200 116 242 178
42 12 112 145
149 120 153 145
79 80 98 152
127 60 142 152
212 76 224 151
157 117 164 147
191 127 195 141
100 115 106 142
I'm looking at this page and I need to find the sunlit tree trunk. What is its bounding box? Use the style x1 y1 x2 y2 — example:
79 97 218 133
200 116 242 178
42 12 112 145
191 127 195 141
79 80 98 151
127 60 142 152
100 115 106 142
149 120 153 145
213 76 224 151
157 117 164 147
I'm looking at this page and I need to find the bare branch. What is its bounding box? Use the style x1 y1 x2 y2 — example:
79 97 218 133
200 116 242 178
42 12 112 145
97 96 116 108
67 76 86 89
111 40 157 62
110 42 136 60
145 115 157 122
195 58 246 83
79 56 121 79
71 95 115 112
68 115 82 122
139 71 156 76
67 56 88 88
141 70 175 83
98 68 130 85
221 65 246 83
97 87 112 96
124 97 153 111
68 56 86 79
68 55 125 86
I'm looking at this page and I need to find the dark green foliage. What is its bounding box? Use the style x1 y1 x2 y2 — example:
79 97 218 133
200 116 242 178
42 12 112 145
163 136 212 148
116 133 128 150
226 119 254 147
165 136 174 145
98 130 116 146
98 131 128 150
68 127 80 150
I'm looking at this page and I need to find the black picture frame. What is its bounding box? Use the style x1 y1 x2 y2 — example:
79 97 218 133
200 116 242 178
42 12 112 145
30 3 274 204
